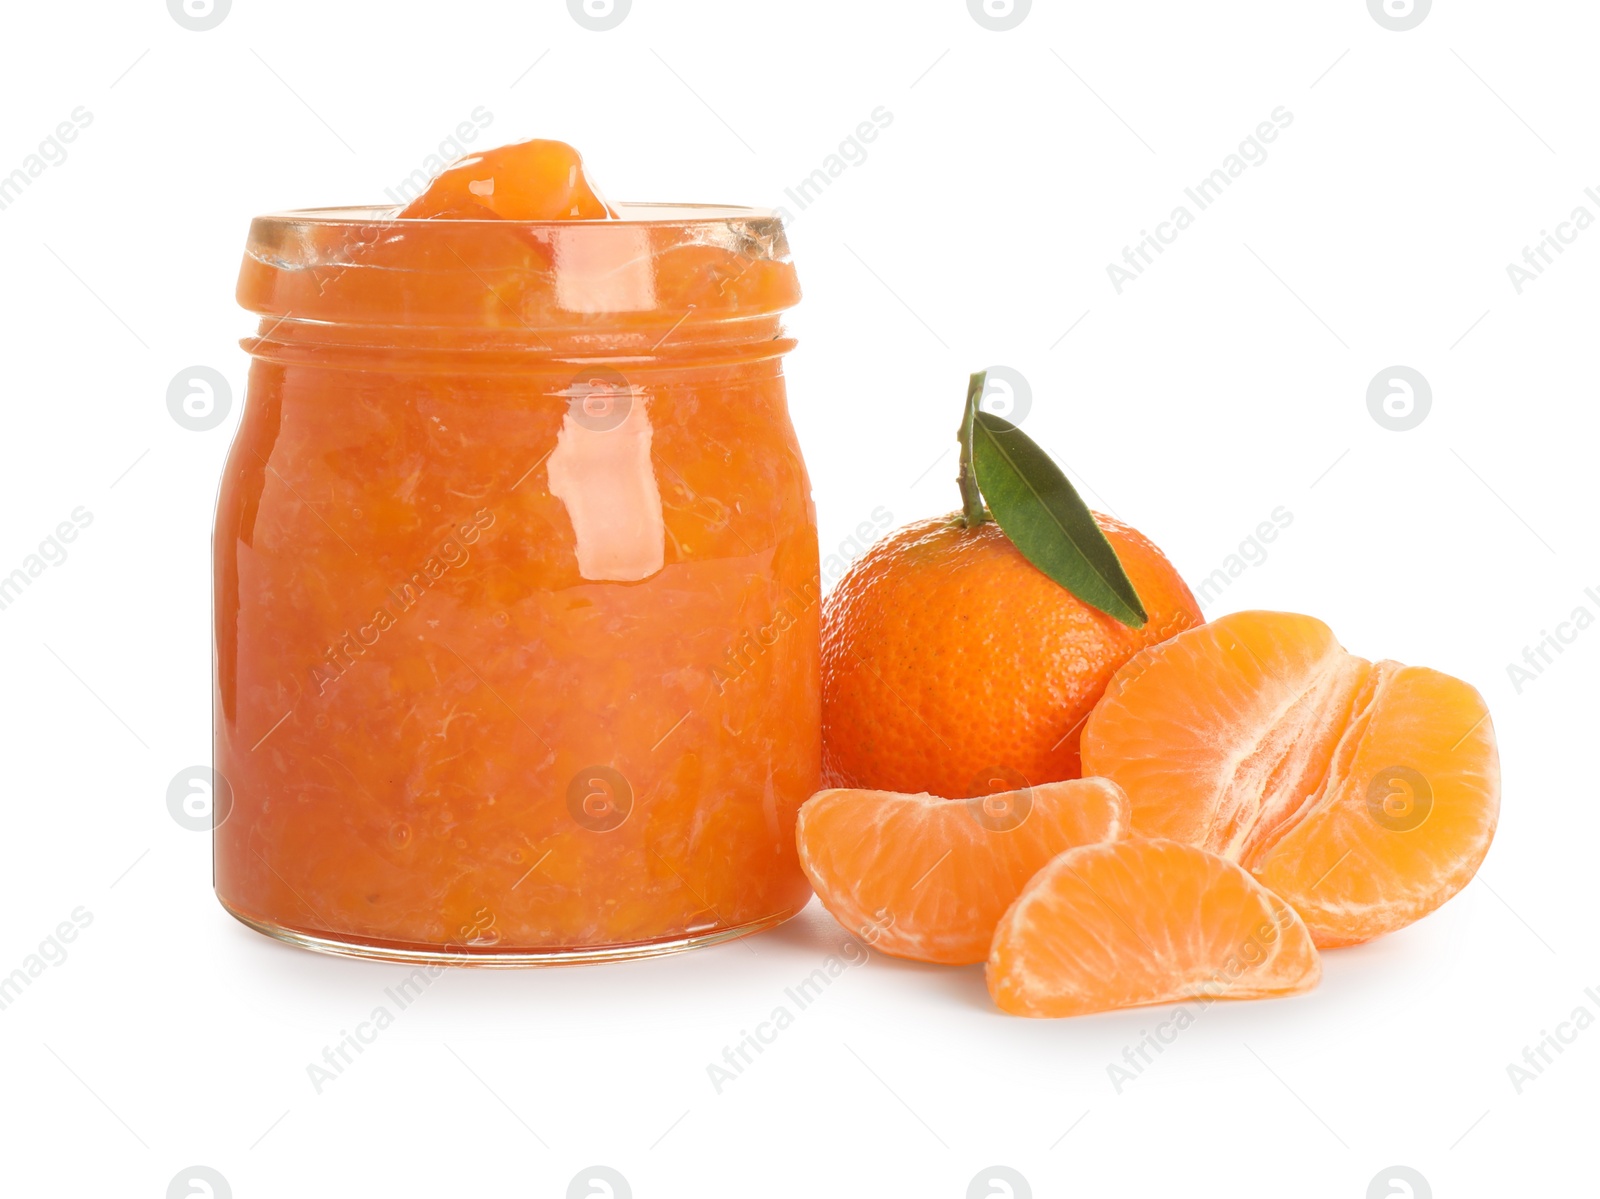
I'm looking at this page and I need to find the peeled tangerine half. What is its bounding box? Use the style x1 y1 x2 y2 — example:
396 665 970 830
988 839 1321 1018
1082 610 1501 947
796 778 1129 965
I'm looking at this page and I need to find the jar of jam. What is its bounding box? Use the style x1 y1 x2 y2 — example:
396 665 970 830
214 142 819 963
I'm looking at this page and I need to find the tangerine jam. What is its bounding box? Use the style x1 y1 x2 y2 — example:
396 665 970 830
214 141 819 963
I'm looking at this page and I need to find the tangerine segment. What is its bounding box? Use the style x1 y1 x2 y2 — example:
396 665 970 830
987 839 1321 1019
1081 610 1500 947
795 778 1130 965
1082 612 1371 861
1251 664 1499 947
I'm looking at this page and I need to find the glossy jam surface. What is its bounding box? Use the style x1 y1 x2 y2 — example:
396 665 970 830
397 138 617 220
215 143 818 959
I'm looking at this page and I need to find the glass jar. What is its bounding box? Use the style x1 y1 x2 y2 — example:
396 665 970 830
215 204 819 963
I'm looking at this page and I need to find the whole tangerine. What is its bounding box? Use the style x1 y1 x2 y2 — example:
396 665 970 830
821 511 1201 798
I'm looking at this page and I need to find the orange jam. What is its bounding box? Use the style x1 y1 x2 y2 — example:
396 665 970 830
215 140 819 963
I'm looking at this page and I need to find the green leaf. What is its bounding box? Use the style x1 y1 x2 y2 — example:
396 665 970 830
970 410 1148 629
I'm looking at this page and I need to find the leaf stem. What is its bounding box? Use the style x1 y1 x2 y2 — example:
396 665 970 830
957 370 988 528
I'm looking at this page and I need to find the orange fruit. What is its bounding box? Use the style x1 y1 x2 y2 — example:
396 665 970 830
795 777 1129 964
1081 610 1500 947
822 512 1202 799
987 839 1321 1018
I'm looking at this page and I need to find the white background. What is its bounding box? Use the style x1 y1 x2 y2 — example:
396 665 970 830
0 1 1594 1195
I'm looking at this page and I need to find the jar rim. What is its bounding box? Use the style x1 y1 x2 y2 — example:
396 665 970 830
237 201 799 329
